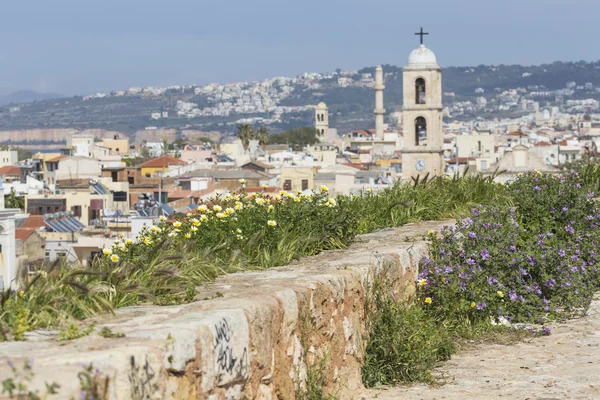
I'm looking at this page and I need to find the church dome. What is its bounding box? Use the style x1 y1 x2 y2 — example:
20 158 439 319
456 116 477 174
407 44 438 68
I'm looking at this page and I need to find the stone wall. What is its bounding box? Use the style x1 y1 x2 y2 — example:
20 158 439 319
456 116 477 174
0 220 451 399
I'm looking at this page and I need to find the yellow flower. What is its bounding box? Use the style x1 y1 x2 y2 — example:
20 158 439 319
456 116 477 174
367 188 372 193
191 218 200 226
287 193 294 199
239 179 247 185
328 198 336 206
235 203 243 211
198 205 208 213
321 185 329 192
236 234 243 240
236 228 242 234
256 198 265 205
187 212 192 217
110 254 120 263
18 290 25 298
267 205 274 212
424 297 432 304
267 220 277 227
191 226 198 232
118 243 126 251
185 233 192 239
234 195 240 201
173 221 182 228
263 184 269 189
280 190 287 196
441 277 446 282
428 230 435 236
498 181 504 185
213 205 222 212
168 232 176 238
293 197 300 203
226 207 234 215
200 215 208 222
103 248 112 256
471 302 476 308
497 291 504 298
150 226 158 232
159 216 167 222
418 279 427 286
126 239 133 245
216 212 225 219
40 271 48 279
119 233 125 239
144 238 152 245
274 195 281 201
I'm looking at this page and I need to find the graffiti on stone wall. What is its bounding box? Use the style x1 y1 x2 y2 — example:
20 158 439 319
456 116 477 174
214 318 249 386
128 355 158 400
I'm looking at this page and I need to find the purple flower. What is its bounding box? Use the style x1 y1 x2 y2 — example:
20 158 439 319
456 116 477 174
508 245 516 252
558 249 566 257
466 258 476 265
480 249 490 260
468 232 476 239
544 279 556 287
565 225 575 235
542 327 551 336
534 186 541 191
476 302 486 310
459 281 467 291
509 290 518 301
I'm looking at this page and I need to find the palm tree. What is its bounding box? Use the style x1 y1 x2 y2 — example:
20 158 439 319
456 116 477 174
257 127 269 147
237 124 254 151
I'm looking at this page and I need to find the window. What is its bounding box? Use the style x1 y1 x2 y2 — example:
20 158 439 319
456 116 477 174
416 78 426 104
111 171 118 182
478 141 482 152
415 117 427 146
145 173 151 178
128 176 135 184
480 160 488 170
71 206 82 217
56 252 67 259
283 180 292 191
302 179 309 191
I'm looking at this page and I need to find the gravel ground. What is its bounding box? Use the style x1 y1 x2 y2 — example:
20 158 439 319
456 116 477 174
365 298 600 400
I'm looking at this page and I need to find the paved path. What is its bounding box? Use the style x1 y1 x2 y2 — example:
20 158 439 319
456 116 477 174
365 298 600 400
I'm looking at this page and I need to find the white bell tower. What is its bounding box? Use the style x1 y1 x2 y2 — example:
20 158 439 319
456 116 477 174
315 102 329 142
401 28 445 180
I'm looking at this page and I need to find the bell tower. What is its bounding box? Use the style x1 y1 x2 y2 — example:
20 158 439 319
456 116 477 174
401 28 445 180
315 102 329 142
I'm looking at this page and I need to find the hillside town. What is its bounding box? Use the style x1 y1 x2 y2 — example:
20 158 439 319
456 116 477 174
0 39 599 293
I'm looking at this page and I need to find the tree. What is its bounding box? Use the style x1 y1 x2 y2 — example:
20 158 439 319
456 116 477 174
267 127 319 150
257 127 269 147
237 124 254 151
5 187 24 210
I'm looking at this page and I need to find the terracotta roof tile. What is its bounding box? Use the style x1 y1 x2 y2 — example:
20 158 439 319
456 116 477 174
0 166 21 175
20 215 48 229
15 228 35 242
138 155 186 168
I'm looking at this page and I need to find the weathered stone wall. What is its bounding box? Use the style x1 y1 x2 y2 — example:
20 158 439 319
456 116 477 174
0 220 450 399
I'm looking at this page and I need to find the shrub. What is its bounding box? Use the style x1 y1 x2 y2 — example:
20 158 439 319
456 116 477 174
419 171 600 325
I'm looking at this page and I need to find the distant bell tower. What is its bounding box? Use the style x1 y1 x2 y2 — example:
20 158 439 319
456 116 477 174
401 28 445 180
315 102 329 142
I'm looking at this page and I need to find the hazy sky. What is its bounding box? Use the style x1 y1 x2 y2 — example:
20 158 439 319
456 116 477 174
0 0 598 96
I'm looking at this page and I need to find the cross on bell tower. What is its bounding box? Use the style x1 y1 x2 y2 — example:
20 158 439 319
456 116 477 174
415 27 429 45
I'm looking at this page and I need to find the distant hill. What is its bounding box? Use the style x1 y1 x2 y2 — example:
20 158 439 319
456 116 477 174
1 60 600 137
0 90 64 106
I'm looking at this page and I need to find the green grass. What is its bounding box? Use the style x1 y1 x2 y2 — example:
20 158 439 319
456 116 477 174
1 172 510 339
